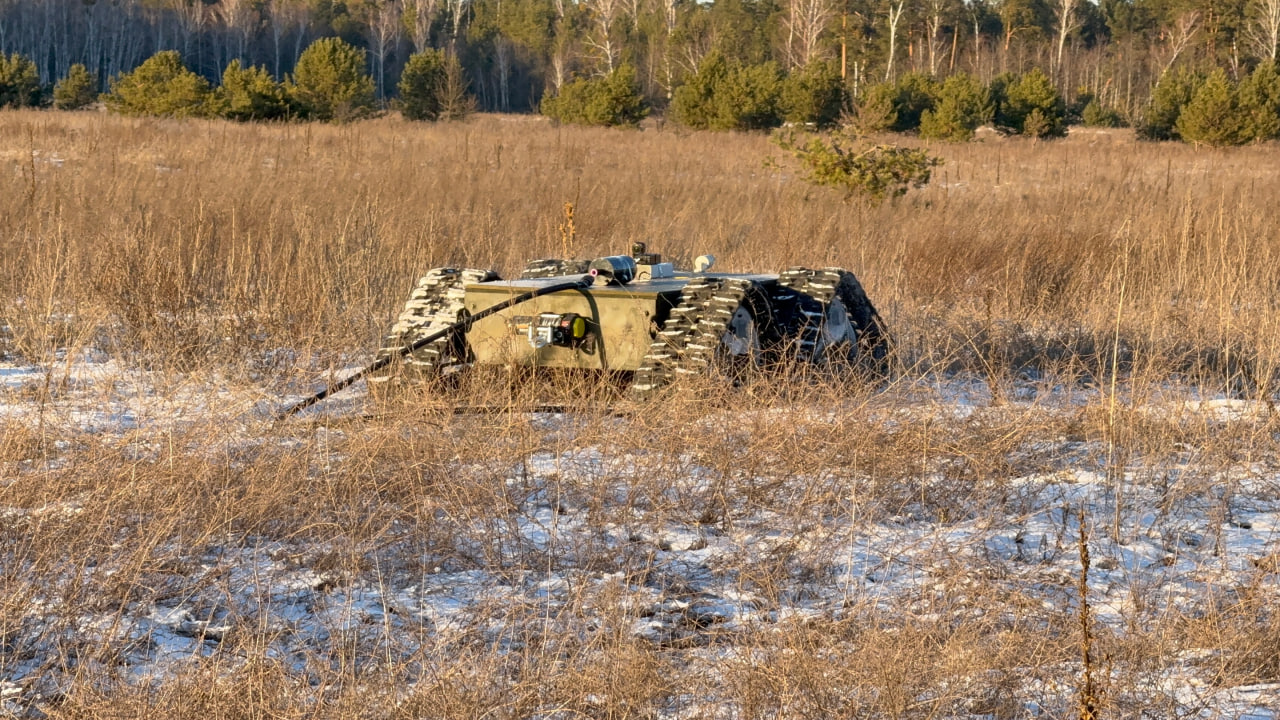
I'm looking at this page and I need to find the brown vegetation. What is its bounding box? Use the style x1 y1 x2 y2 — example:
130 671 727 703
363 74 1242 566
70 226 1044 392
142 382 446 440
2 111 1280 717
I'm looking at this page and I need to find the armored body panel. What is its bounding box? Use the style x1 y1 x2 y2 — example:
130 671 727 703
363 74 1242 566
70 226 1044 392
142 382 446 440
370 245 888 396
462 274 777 371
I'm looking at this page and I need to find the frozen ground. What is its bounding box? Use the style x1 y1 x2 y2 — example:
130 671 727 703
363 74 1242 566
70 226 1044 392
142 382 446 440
2 355 1279 718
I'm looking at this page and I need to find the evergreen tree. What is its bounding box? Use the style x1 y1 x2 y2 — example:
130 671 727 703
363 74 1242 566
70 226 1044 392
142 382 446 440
399 49 449 121
104 51 212 117
290 37 376 122
1137 68 1201 141
672 53 730 130
541 65 649 127
779 61 845 127
398 49 475 122
1081 98 1125 127
713 61 784 130
920 72 993 141
988 71 1015 120
0 53 43 108
889 73 940 132
852 82 899 133
999 68 1066 137
216 60 291 121
53 64 97 110
1238 61 1280 141
1176 68 1249 146
672 54 783 131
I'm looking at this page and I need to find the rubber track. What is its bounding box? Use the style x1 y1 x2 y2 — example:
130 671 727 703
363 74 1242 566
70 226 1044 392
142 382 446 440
371 268 497 383
775 267 888 364
631 277 756 395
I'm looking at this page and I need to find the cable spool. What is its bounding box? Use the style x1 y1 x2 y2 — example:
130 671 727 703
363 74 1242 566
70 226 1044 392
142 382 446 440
588 255 638 286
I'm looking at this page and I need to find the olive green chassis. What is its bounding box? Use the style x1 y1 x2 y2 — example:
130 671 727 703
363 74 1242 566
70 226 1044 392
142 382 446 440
460 275 772 370
372 265 887 394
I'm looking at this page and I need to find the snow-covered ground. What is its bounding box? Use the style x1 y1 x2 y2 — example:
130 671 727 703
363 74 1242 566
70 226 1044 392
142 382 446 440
2 355 1279 718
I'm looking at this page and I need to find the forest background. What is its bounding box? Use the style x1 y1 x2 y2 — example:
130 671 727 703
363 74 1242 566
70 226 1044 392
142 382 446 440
0 0 1276 137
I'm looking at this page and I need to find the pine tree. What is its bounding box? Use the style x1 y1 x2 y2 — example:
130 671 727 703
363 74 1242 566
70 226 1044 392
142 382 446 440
1176 68 1249 146
779 61 845 128
103 51 211 118
53 64 97 110
890 73 940 132
541 65 648 127
672 54 783 131
673 53 730 130
1137 68 1201 141
1238 61 1280 141
852 83 899 133
289 37 376 122
0 53 43 108
712 61 784 130
399 49 448 121
920 72 993 142
216 60 290 121
1081 98 1124 127
1000 68 1066 137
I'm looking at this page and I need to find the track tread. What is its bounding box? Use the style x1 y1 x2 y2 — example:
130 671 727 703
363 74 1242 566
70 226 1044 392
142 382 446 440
632 277 760 395
775 266 890 368
370 267 499 388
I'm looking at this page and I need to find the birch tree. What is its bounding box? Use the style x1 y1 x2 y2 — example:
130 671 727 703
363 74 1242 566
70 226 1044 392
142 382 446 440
885 0 905 81
1158 11 1200 78
1246 0 1280 61
445 0 469 41
216 0 259 66
367 0 402 99
924 0 958 75
1051 0 1079 79
266 0 309 77
584 0 623 73
785 0 836 68
404 0 439 52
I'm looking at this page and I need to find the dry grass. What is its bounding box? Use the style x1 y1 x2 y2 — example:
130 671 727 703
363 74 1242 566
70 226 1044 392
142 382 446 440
2 110 1280 717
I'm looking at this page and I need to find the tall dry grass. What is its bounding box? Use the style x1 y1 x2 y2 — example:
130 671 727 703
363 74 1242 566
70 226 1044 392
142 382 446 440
2 111 1280 717
2 111 1279 387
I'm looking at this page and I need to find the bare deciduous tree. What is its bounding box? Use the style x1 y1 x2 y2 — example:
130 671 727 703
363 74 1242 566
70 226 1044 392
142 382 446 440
885 0 906 81
367 0 403 99
1158 11 1200 78
445 0 469 42
404 0 439 53
583 0 623 73
215 0 259 66
550 37 570 92
1052 0 1080 79
784 0 836 68
1246 0 1280 61
925 0 956 75
266 0 309 77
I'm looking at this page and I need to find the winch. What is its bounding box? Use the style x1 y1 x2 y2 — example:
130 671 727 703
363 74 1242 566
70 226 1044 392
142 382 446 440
521 312 591 349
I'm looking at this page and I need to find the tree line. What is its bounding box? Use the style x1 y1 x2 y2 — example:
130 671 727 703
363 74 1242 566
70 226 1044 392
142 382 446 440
1 0 1280 145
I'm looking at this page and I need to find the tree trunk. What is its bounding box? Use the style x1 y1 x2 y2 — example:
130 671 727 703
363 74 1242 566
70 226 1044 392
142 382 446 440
885 0 904 81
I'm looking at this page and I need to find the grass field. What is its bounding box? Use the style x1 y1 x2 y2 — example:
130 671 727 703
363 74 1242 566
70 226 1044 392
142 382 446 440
2 110 1280 718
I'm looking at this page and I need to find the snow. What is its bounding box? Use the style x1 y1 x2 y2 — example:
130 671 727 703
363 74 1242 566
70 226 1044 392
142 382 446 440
2 354 1279 717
